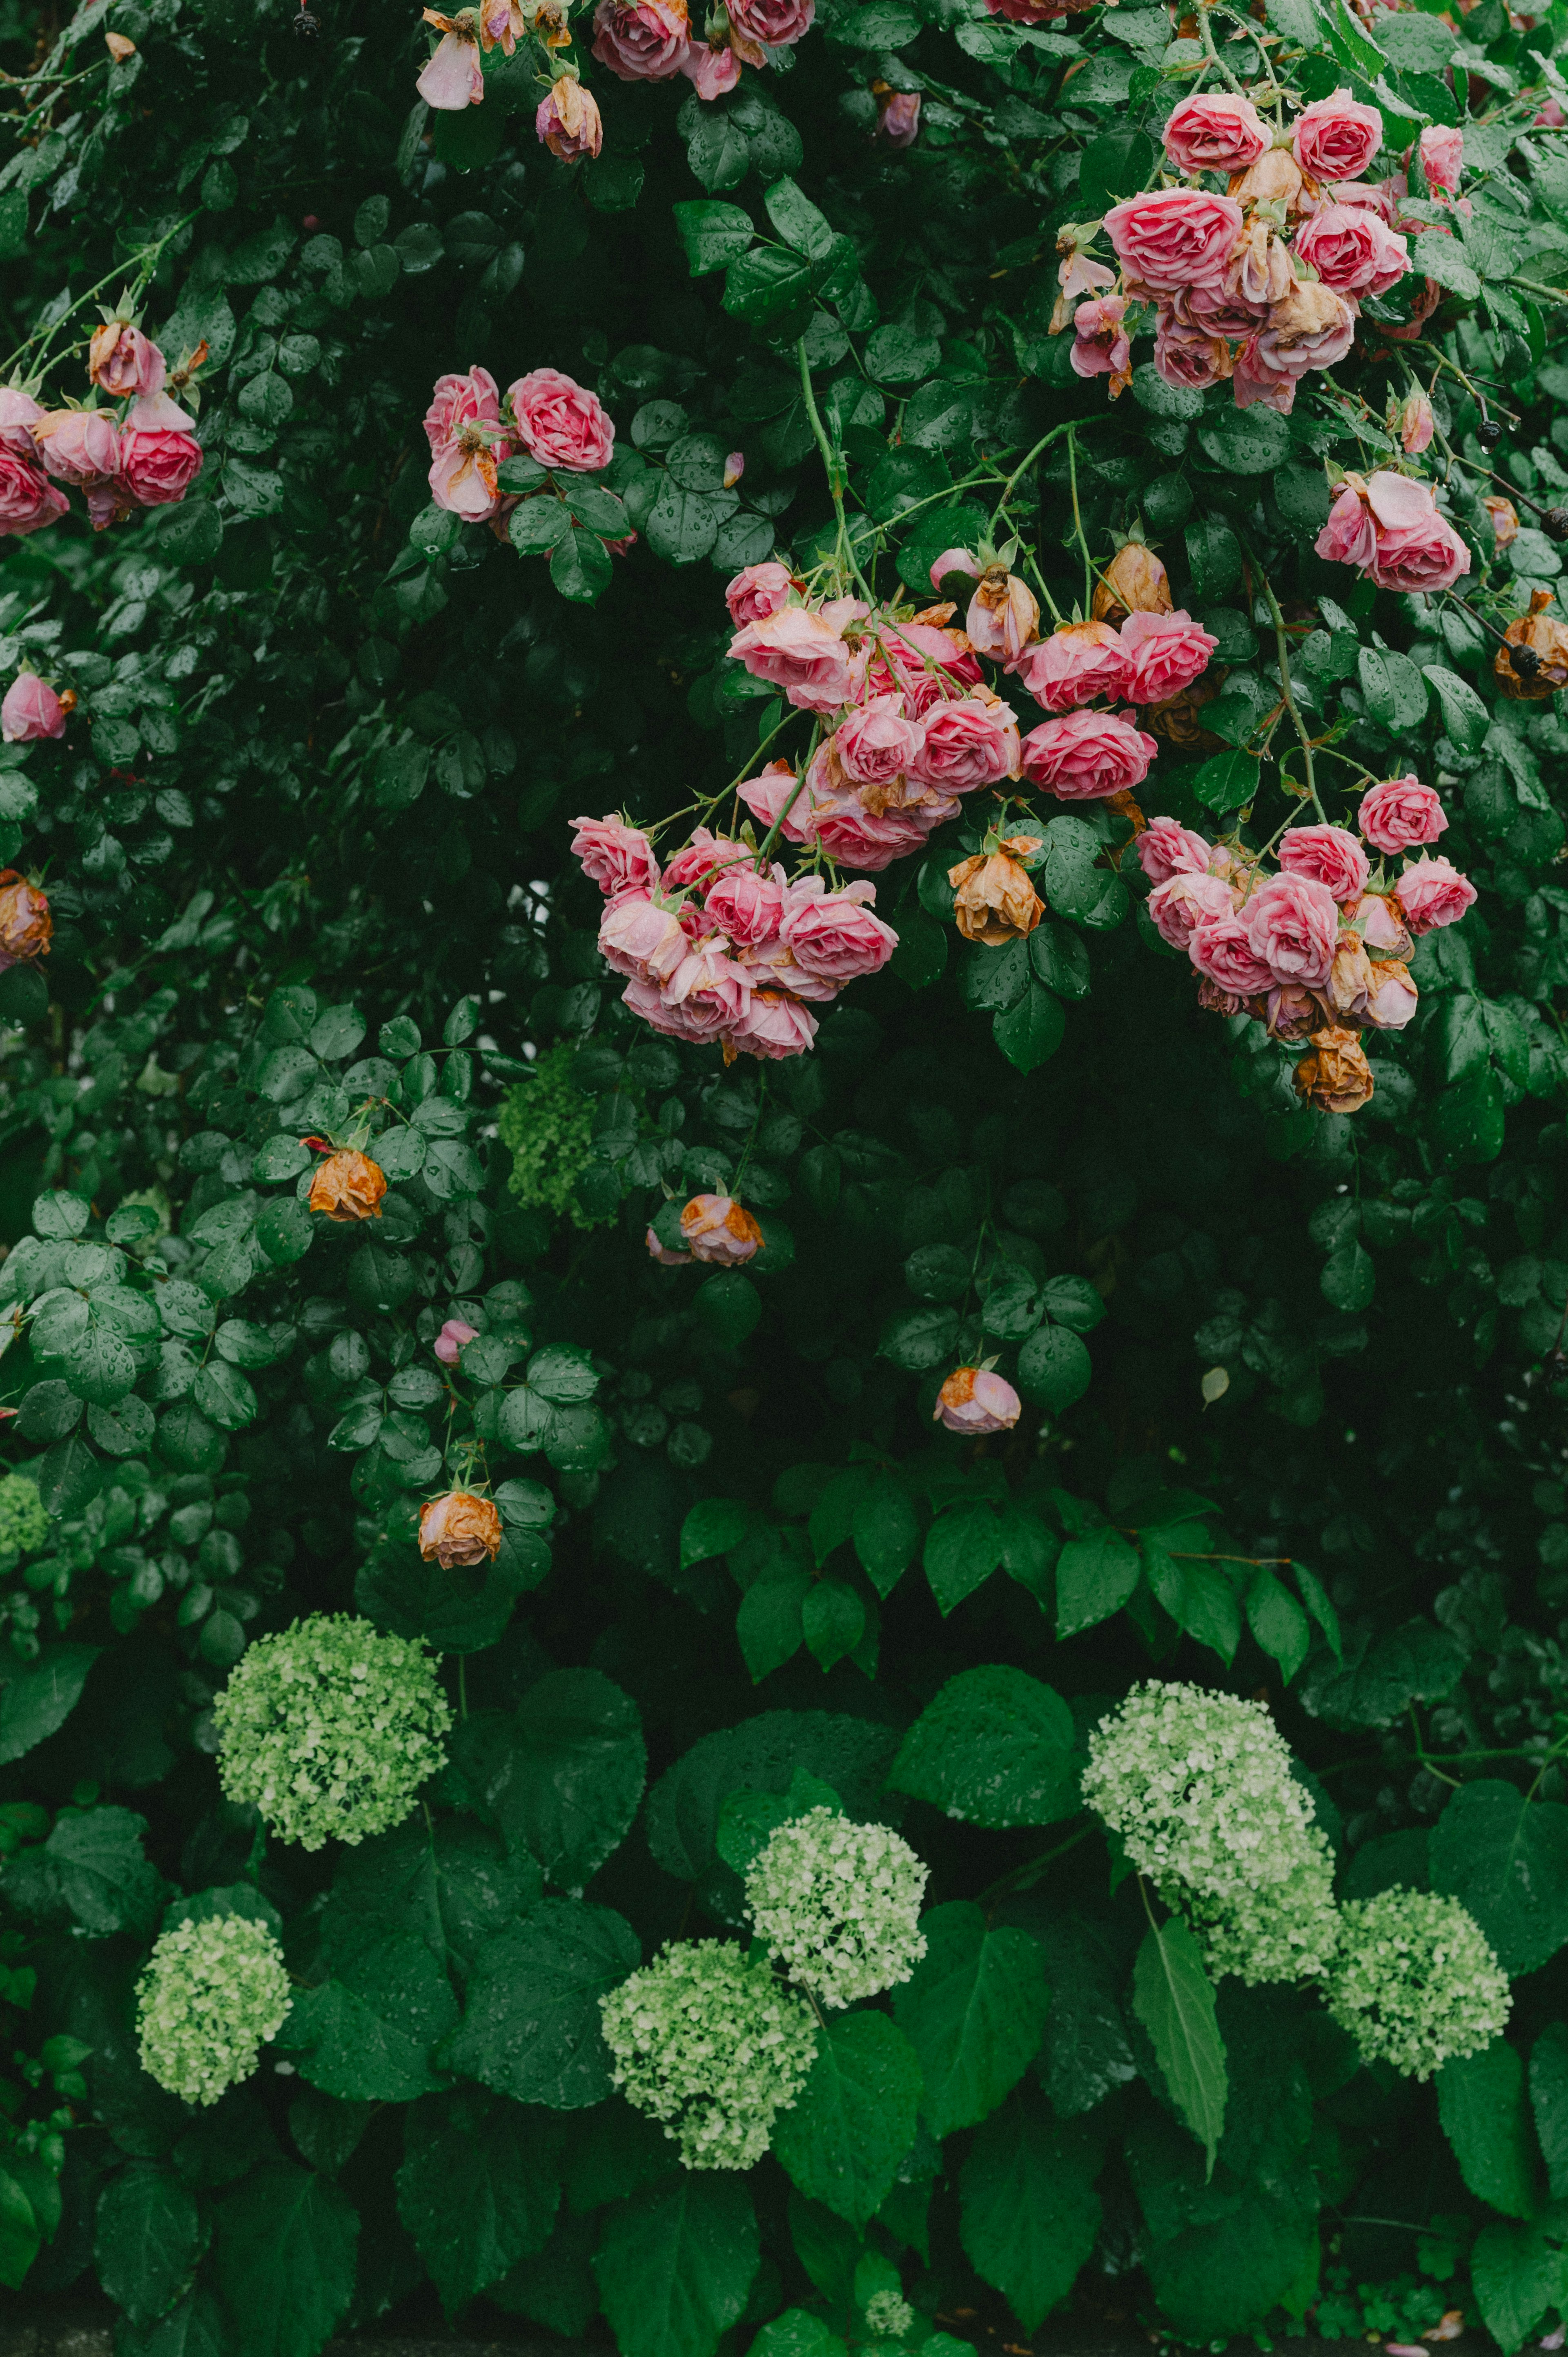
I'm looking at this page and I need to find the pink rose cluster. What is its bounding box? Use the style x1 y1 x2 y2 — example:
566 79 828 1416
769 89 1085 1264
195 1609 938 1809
422 362 616 531
590 0 813 107
1314 468 1471 594
1 321 203 542
570 811 898 1062
1010 604 1216 800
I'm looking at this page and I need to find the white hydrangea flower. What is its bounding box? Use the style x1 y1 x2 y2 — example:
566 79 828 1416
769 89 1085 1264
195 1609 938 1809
1082 1680 1340 1984
599 1940 817 2170
137 1914 292 2106
744 1807 928 2009
1327 1887 1510 2078
863 2290 915 2340
213 1612 451 1851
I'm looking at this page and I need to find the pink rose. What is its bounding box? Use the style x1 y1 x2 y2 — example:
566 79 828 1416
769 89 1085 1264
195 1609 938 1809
33 409 120 484
591 0 690 78
779 875 896 983
878 91 920 145
1393 854 1476 934
1292 89 1383 184
1163 91 1268 173
727 0 813 41
117 393 202 507
508 368 614 473
728 989 820 1061
599 892 689 982
1137 817 1214 887
1180 283 1267 337
87 323 165 399
1364 471 1470 593
1352 891 1413 958
662 828 750 894
965 573 1039 665
1277 824 1369 906
1419 124 1463 194
726 561 793 627
0 453 67 538
934 1366 1021 1435
1 673 66 743
907 693 1019 793
706 865 784 948
1359 774 1447 855
1293 202 1409 297
1190 911 1274 995
1012 620 1128 715
570 812 661 898
929 547 980 593
811 796 936 872
418 20 485 108
536 77 604 158
424 366 508 520
646 1226 692 1266
1101 189 1245 295
1147 870 1234 951
1070 295 1130 388
1399 391 1435 456
730 606 862 714
1537 99 1566 128
834 693 922 785
0 389 42 460
425 366 502 455
1118 610 1217 707
736 761 802 835
625 943 748 1043
1245 280 1358 395
434 1318 479 1366
682 41 740 97
1315 482 1377 570
1154 306 1234 394
1363 959 1418 1029
1020 708 1157 801
681 1193 764 1264
1245 871 1340 987
871 620 982 714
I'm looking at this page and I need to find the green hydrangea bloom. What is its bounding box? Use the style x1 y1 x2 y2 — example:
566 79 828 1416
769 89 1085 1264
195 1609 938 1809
744 1808 928 2009
1082 1681 1340 1984
0 1473 51 1555
599 1940 817 2170
137 1915 292 2106
1327 1888 1510 2078
863 2291 915 2340
497 1046 609 1229
213 1613 451 1851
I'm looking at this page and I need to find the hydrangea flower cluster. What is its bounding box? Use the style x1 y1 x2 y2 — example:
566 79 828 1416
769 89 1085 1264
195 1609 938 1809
1326 1889 1511 2078
1136 774 1475 1117
864 2292 916 2341
213 1613 452 1851
423 363 615 525
136 1915 292 2107
743 1807 929 2008
599 1940 819 2169
1082 1682 1340 1985
0 310 202 546
0 1473 50 1556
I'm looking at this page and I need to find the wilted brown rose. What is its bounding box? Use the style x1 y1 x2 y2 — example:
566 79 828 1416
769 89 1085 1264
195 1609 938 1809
1265 982 1321 1040
1092 542 1172 625
105 29 136 56
0 872 51 961
1496 589 1568 700
418 1489 503 1568
1294 1025 1374 1113
949 840 1044 945
308 1149 387 1222
1484 495 1520 551
1196 977 1245 1016
1321 931 1374 1024
1144 674 1223 751
1229 145 1306 213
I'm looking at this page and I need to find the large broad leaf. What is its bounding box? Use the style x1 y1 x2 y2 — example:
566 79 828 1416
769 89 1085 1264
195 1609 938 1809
210 2164 358 2357
769 2013 922 2229
1055 1528 1140 1639
891 1902 1048 2137
958 2090 1102 2330
1131 1918 1227 2176
443 1899 639 2107
594 2174 759 2357
93 2161 205 2327
1437 2040 1539 2219
889 1666 1078 1829
644 1713 900 1882
1533 2023 1568 2199
451 1670 646 1896
1127 2112 1318 2341
1034 1912 1137 2118
46 1807 164 1938
1470 2213 1568 2354
1430 1780 1568 1975
0 1643 100 1764
396 2087 561 2312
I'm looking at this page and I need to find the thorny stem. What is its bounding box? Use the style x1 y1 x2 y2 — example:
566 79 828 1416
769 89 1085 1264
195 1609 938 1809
1240 527 1327 823
2 214 197 384
1194 0 1250 98
797 337 875 605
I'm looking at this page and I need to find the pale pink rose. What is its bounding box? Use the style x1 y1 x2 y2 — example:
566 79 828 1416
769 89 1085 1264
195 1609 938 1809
728 990 820 1061
1147 870 1234 951
425 366 502 455
965 573 1039 665
907 693 1019 792
625 945 748 1044
1278 824 1370 905
737 932 835 1006
929 547 980 593
117 392 202 506
536 77 604 158
591 0 690 77
1190 911 1274 995
870 620 982 714
662 828 751 894
1245 871 1340 987
1333 175 1403 221
681 1193 763 1264
646 1226 693 1264
726 560 794 627
933 1366 1020 1435
1359 774 1447 854
706 865 784 948
1013 620 1127 715
1138 817 1214 887
0 454 67 538
1536 99 1565 128
1101 189 1245 294
682 40 740 96
32 408 120 484
1393 854 1476 934
1154 306 1233 393
1363 960 1418 1028
735 761 803 837
0 389 42 460
834 693 922 785
1294 202 1409 297
1399 390 1435 455
812 796 935 871
1292 89 1383 184
728 0 811 36
1070 295 1130 388
1118 610 1217 707
1163 91 1268 173
570 812 661 898
878 91 920 145
508 368 614 473
88 322 166 399
779 875 896 983
418 22 485 107
1315 482 1378 570
424 367 507 520
434 1318 479 1366
1 674 65 743
730 606 862 713
1055 249 1117 314
1180 282 1267 337
1352 891 1413 958
723 450 744 488
429 437 501 520
1419 124 1463 194
599 892 690 982
1020 708 1157 801
1367 491 1471 593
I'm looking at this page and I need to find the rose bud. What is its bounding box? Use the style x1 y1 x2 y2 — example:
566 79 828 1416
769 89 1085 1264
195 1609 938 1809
681 1193 764 1265
877 89 920 144
1091 542 1172 625
934 1366 1022 1435
0 872 51 963
0 388 42 459
87 321 166 400
434 1318 479 1366
722 449 744 489
418 1489 503 1568
117 390 203 508
536 74 604 159
928 546 981 593
1398 390 1435 456
646 1226 693 1265
0 672 67 743
1485 495 1520 551
1322 931 1374 1024
948 845 1043 946
1293 1025 1374 1115
1496 592 1568 700
1357 776 1446 856
965 565 1040 665
307 1150 388 1222
105 28 136 55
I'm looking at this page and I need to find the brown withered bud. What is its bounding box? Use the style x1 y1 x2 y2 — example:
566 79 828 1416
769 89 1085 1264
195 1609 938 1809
0 872 52 962
1496 589 1568 701
418 1490 503 1569
1229 146 1306 214
949 841 1044 947
1196 978 1245 1017
1321 932 1374 1026
308 1149 387 1222
1092 542 1172 626
1144 675 1223 752
1265 983 1321 1041
1294 1026 1375 1115
1483 495 1520 551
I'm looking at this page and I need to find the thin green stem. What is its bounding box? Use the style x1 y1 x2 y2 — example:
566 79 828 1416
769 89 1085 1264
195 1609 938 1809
1194 0 1249 97
1067 427 1091 613
1239 526 1326 823
2 214 197 383
977 1819 1094 1909
796 338 874 604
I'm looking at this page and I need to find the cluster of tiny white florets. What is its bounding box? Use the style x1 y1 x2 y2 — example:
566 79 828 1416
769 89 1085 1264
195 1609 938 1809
599 1941 818 2170
0 1472 50 1554
1327 1887 1511 2079
1082 1681 1340 1984
863 2291 915 2341
136 1915 292 2106
743 1808 928 2008
213 1613 452 1851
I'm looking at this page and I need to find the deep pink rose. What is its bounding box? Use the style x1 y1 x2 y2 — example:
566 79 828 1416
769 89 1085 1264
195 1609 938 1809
682 41 740 97
434 1318 479 1367
928 547 980 593
1359 774 1447 855
907 693 1018 792
591 0 690 78
88 323 165 399
1419 124 1463 194
834 693 922 785
1292 89 1383 184
1294 203 1409 297
706 865 784 948
662 827 750 894
1 674 65 743
1101 189 1245 295
1013 620 1127 715
870 620 982 714
0 453 67 538
727 0 813 42
0 389 42 460
730 607 864 714
779 876 896 984
117 394 202 506
418 22 485 108
1147 870 1234 951
1164 91 1268 173
1138 818 1214 887
508 368 614 472
1394 854 1476 934
1020 709 1157 801
728 990 819 1061
1315 482 1378 570
726 560 793 627
33 409 120 484
599 892 689 982
570 812 661 898
1154 306 1233 393
1278 824 1370 906
1245 871 1340 987
1070 295 1130 386
1190 911 1274 995
1118 610 1217 707
934 1367 1020 1435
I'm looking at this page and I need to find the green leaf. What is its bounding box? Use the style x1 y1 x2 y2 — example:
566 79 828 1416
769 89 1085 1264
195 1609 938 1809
0 1643 99 1764
770 2013 922 2229
95 2163 205 2327
1423 663 1490 755
673 199 755 277
595 2174 760 2357
890 1665 1078 1828
1437 2040 1539 2219
891 1901 1049 2137
1078 126 1158 214
283 1826 463 2101
444 1899 639 2107
1357 645 1429 731
851 1476 920 1599
1131 1918 1227 2175
1470 2214 1568 2354
1245 1570 1312 1682
552 526 614 604
1412 231 1481 300
396 2087 560 2313
959 2091 1102 2330
1197 410 1291 474
993 981 1065 1075
762 177 834 261
0 2170 37 2291
1532 2023 1568 2199
681 1498 756 1570
1143 1543 1241 1665
644 1713 900 1883
1191 748 1259 815
47 1805 163 1937
452 1670 646 1896
1055 1528 1140 1639
802 1579 865 1672
879 1304 959 1373
923 1503 1004 1616
210 2164 357 2357
723 247 815 326
1430 1781 1568 1976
